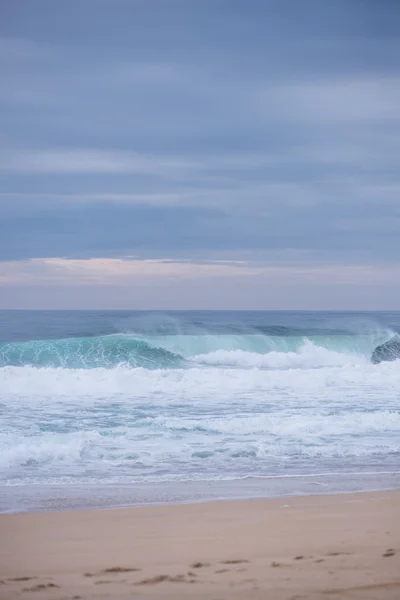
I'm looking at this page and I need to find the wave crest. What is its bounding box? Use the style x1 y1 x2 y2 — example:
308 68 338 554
0 331 393 370
0 334 183 369
190 340 365 369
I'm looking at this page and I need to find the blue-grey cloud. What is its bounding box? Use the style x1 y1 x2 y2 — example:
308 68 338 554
1 0 400 307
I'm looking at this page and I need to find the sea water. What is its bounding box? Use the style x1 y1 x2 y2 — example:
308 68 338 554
0 310 399 513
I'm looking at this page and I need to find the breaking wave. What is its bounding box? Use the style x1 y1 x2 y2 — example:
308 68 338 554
0 330 394 370
0 334 184 369
1 315 399 503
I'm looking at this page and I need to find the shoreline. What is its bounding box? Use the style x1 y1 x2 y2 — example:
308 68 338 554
2 470 400 515
1 489 399 599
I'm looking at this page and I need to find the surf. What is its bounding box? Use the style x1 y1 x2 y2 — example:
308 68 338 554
0 334 184 369
1 310 400 510
0 329 393 369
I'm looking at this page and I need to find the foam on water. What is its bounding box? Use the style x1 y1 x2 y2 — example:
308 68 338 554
1 311 400 511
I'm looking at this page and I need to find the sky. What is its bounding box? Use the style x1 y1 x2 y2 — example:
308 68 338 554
1 0 400 309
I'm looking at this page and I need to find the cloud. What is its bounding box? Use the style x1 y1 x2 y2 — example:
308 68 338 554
1 257 400 297
1 175 399 265
258 76 400 122
0 148 281 176
1 1 400 308
0 35 57 66
0 257 263 286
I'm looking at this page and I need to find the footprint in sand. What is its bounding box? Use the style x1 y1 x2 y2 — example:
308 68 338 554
22 583 59 592
136 575 169 585
190 562 210 569
102 566 141 573
215 568 229 574
136 574 195 585
136 574 196 585
220 559 249 565
84 566 140 578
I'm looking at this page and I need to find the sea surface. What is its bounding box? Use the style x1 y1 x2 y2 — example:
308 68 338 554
1 310 400 513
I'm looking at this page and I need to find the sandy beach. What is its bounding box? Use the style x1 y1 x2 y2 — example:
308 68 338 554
0 490 399 599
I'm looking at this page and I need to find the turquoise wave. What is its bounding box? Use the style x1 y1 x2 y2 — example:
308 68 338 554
0 330 391 369
0 334 184 369
138 333 387 358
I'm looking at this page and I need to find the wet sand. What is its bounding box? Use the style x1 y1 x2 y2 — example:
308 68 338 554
1 490 399 599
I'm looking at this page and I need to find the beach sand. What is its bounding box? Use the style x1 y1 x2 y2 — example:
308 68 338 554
0 490 399 599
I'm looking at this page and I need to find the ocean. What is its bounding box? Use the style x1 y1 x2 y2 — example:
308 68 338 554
1 310 399 513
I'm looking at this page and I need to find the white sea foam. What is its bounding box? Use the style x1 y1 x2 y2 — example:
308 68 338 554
0 431 101 470
1 340 400 492
190 340 365 368
1 349 399 400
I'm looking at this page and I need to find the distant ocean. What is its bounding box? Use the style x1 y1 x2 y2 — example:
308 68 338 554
1 310 399 513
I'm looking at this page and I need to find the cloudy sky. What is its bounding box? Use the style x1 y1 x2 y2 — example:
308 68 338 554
1 0 399 309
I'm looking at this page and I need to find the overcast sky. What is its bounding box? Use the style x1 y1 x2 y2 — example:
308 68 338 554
1 0 399 309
